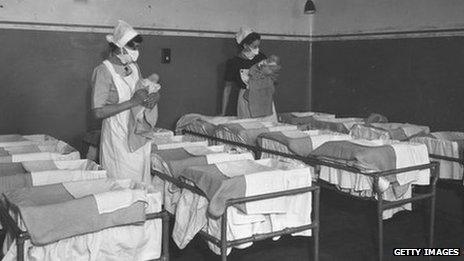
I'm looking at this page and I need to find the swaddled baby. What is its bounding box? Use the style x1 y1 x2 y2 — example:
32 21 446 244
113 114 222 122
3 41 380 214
140 73 161 94
245 55 281 118
128 74 161 152
255 55 281 77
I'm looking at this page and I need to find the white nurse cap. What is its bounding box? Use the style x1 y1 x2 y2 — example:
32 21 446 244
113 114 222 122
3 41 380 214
106 20 139 48
235 27 254 44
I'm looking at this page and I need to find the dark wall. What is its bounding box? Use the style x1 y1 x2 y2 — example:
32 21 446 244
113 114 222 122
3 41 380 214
312 37 464 131
0 29 310 151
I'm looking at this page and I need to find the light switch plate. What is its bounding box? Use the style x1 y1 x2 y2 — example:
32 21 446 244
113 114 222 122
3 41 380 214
161 48 171 64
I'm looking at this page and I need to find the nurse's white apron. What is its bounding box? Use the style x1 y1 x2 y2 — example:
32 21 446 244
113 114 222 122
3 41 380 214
100 60 151 183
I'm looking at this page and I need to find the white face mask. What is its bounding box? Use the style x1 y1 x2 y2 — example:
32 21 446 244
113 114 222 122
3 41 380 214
117 47 139 64
125 47 139 62
243 47 259 60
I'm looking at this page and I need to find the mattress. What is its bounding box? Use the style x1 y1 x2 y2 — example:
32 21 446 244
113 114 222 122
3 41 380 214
311 139 430 219
172 158 313 255
2 179 162 261
411 132 464 182
350 123 431 141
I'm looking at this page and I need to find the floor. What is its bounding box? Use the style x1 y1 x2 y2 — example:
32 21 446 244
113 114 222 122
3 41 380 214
168 184 464 261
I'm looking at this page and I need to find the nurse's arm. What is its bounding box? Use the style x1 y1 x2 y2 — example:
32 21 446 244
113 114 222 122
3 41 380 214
221 81 233 116
92 101 135 119
93 89 148 119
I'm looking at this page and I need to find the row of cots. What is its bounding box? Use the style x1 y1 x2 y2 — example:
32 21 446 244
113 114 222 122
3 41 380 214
0 111 462 261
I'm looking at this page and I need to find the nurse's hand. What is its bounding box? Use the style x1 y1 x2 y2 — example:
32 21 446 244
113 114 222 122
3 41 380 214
130 89 149 106
142 92 161 109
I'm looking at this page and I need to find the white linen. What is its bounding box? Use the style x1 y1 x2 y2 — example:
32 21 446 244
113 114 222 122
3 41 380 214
11 152 80 162
152 135 208 150
93 189 148 214
411 132 463 181
318 140 431 219
173 159 313 255
3 192 162 261
31 170 107 186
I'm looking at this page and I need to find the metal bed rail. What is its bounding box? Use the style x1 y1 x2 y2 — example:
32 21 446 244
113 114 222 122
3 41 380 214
182 129 440 261
429 153 464 164
0 201 170 261
152 169 320 261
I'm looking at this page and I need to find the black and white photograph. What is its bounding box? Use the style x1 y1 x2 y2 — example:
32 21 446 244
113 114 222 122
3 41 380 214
0 0 463 260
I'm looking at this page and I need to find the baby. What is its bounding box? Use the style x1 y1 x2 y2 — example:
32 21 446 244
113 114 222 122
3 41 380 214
256 55 281 77
128 73 161 152
245 55 281 118
141 73 161 94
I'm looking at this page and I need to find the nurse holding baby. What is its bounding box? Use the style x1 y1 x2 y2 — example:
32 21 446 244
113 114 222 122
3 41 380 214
91 20 160 183
221 27 278 121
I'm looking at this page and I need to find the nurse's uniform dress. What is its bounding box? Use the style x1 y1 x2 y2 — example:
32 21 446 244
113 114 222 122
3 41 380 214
91 58 151 183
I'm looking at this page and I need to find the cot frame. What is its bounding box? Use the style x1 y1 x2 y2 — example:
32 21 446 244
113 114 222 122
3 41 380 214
152 168 320 261
0 202 170 261
182 129 440 261
428 153 464 223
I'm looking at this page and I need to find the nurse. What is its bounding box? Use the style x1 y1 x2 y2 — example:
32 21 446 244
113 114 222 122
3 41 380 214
91 20 160 183
221 27 267 116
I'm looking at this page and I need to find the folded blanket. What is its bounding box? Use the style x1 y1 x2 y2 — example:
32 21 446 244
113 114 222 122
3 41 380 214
354 123 431 140
153 148 208 177
181 160 266 216
152 135 209 150
153 146 254 178
0 169 106 194
181 159 309 217
30 170 107 186
0 160 104 193
218 122 297 146
0 141 79 163
4 179 147 245
279 112 335 125
0 172 32 193
247 64 275 117
311 140 396 173
175 114 239 134
0 160 100 176
258 131 313 157
258 130 352 157
0 163 27 175
0 135 27 144
0 148 9 157
312 139 429 198
310 118 365 134
2 145 41 154
0 134 54 147
22 160 58 172
127 105 159 153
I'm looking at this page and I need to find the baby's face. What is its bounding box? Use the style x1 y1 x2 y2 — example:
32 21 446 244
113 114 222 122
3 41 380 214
261 55 281 74
267 55 280 65
147 74 159 83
